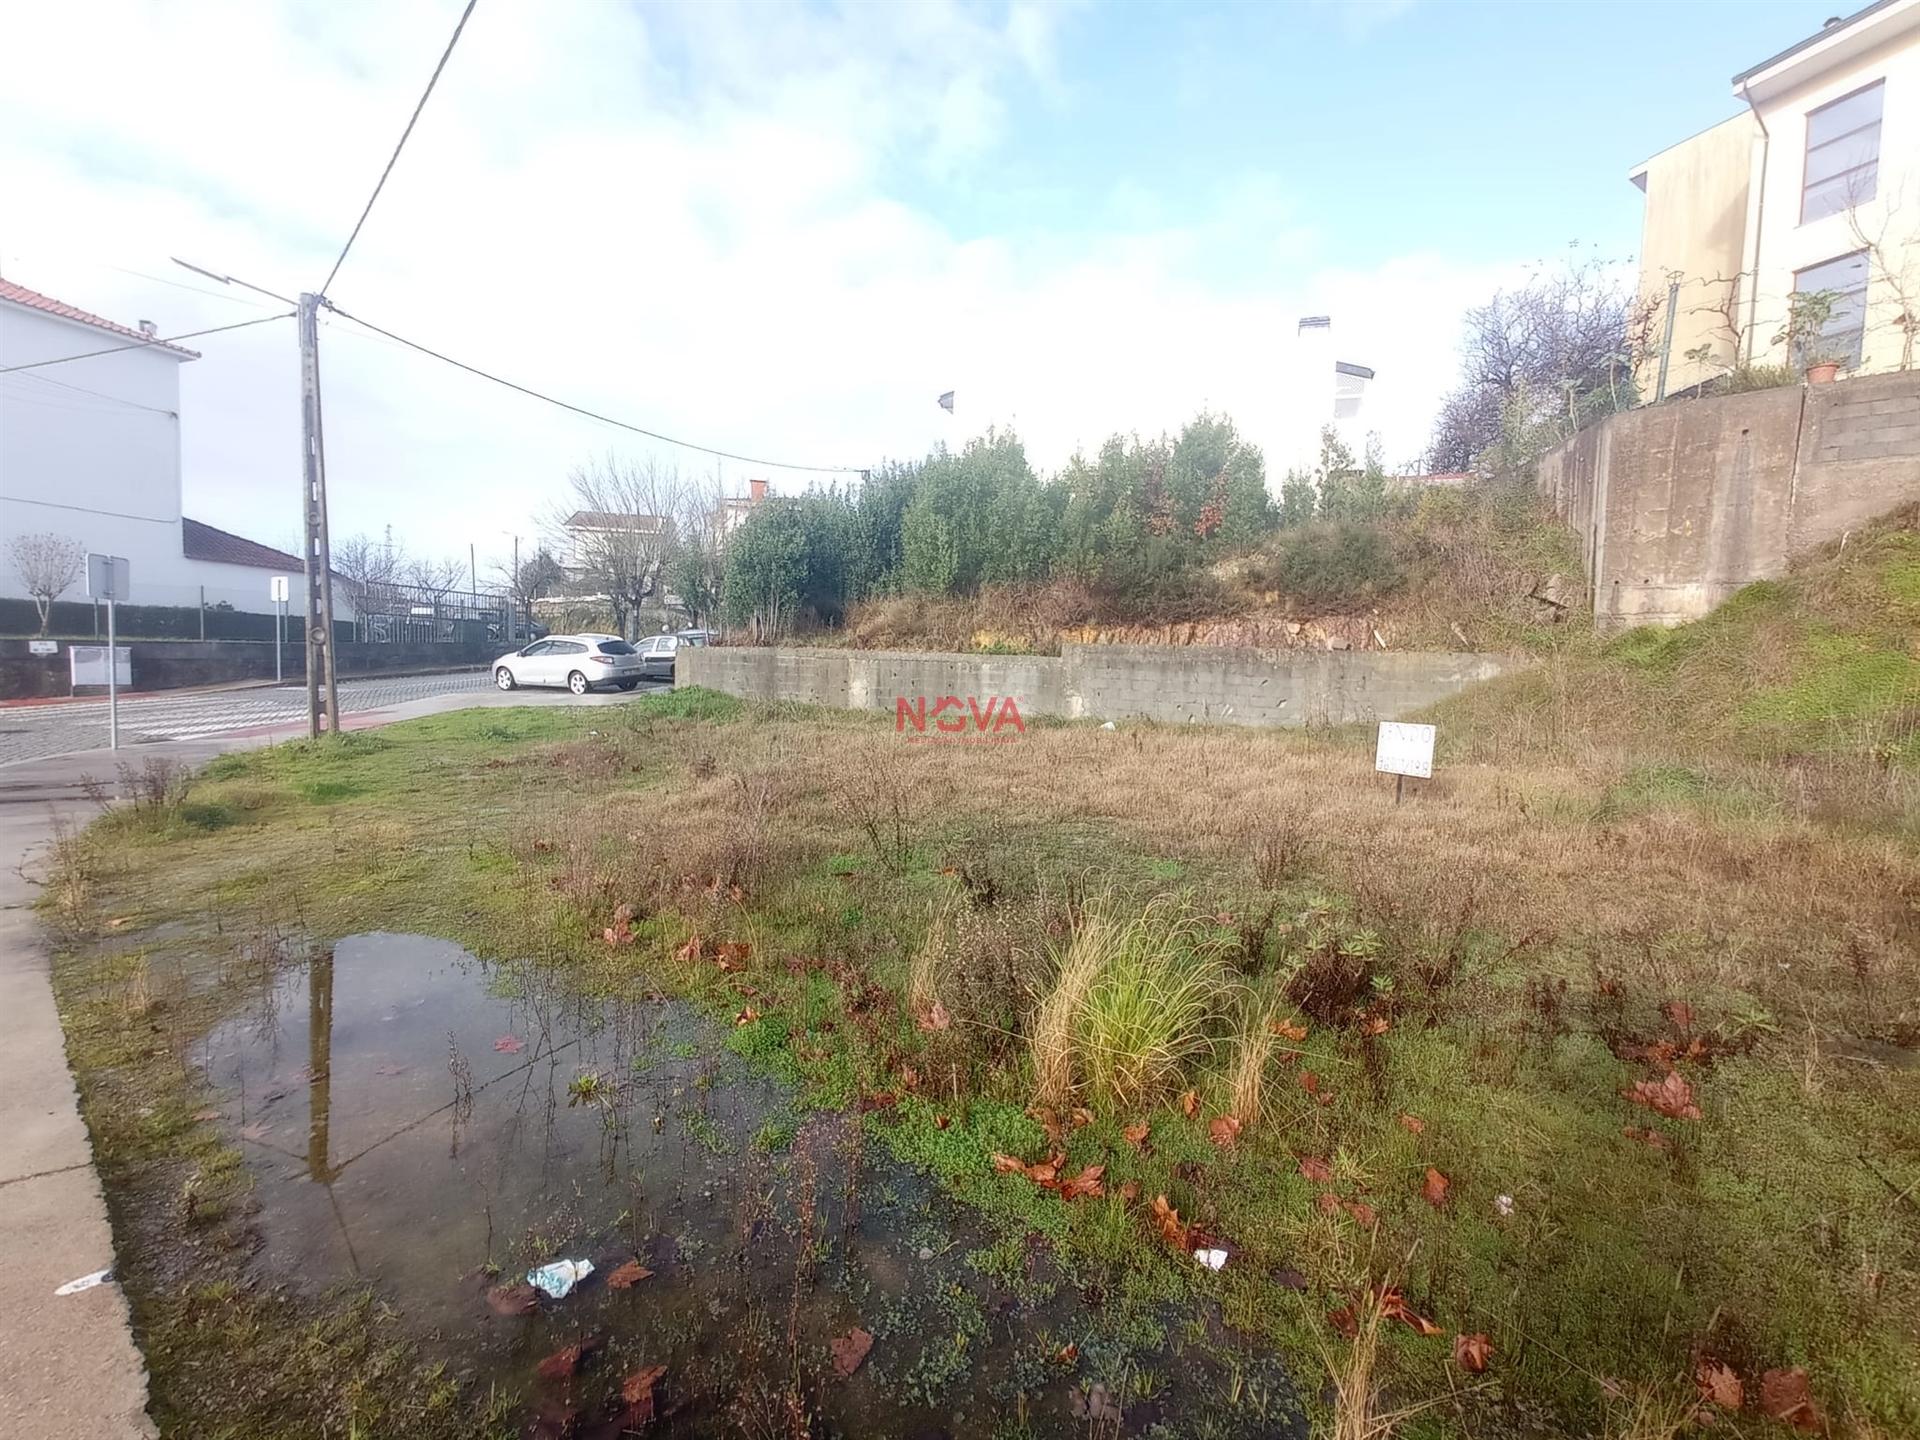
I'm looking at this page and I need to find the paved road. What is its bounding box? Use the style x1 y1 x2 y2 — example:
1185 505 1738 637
0 672 506 767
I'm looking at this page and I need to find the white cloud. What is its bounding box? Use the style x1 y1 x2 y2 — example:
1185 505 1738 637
1 0 1495 576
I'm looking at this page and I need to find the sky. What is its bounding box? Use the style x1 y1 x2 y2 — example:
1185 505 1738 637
0 0 1832 577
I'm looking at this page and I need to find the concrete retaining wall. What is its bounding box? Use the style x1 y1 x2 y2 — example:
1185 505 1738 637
0 638 495 700
1536 371 1920 631
678 642 1513 729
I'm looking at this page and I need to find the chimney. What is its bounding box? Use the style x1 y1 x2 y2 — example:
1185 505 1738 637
137 319 158 337
749 477 768 503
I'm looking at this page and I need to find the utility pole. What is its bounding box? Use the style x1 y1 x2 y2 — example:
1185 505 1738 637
511 533 520 643
298 294 341 737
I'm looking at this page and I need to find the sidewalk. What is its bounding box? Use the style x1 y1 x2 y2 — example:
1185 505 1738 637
0 683 654 1438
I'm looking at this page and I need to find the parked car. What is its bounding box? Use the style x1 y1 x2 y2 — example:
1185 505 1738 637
492 635 645 694
634 630 709 678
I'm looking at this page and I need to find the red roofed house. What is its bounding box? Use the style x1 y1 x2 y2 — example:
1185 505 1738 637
0 279 350 618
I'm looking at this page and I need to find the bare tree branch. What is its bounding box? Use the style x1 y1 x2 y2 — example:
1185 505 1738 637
5 531 85 635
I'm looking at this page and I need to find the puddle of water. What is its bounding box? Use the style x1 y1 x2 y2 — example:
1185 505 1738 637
202 933 1300 1438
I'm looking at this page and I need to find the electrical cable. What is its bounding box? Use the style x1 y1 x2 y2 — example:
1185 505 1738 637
320 0 480 295
323 300 867 475
0 312 294 374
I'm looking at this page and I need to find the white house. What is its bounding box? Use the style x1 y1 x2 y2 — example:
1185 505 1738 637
0 279 337 617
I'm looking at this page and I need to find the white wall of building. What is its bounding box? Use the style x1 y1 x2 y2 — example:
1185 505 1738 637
1740 4 1920 372
0 299 312 616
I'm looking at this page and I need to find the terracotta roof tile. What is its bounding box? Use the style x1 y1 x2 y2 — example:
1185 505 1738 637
0 279 199 359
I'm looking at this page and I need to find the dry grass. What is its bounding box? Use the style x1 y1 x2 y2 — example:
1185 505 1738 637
1227 999 1280 1128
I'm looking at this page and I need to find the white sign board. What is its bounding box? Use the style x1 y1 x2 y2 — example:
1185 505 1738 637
1374 721 1435 779
85 553 130 602
28 639 58 656
271 575 290 603
70 645 131 687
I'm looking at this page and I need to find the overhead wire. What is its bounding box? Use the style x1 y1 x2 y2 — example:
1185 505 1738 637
320 0 480 295
0 312 294 374
323 300 868 475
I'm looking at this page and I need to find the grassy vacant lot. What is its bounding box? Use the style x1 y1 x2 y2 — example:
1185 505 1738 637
48 515 1920 1439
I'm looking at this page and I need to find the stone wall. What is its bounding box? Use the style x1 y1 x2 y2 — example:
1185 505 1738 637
1536 371 1920 630
677 642 1513 730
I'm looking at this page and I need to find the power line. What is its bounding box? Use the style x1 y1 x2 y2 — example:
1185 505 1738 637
2 369 179 416
0 312 294 374
323 300 868 475
321 0 480 296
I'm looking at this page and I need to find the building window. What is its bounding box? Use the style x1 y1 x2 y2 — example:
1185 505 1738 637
1793 251 1869 367
1801 80 1882 223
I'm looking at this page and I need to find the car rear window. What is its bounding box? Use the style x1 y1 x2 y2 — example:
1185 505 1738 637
595 641 637 654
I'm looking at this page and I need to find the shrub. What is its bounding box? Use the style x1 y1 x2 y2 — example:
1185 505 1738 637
1264 522 1404 610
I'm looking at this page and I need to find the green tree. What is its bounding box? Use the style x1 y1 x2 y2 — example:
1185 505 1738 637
722 501 809 640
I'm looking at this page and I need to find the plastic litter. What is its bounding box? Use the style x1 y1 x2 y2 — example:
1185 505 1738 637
54 1268 113 1296
1193 1247 1229 1271
1494 1194 1516 1218
527 1259 594 1299
1099 721 1117 731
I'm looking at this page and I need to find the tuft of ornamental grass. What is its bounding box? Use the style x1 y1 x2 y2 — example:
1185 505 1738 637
1031 896 1227 1109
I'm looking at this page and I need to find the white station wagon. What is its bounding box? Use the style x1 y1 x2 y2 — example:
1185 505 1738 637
491 635 645 694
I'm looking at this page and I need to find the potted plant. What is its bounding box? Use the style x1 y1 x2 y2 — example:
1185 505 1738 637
1773 289 1846 384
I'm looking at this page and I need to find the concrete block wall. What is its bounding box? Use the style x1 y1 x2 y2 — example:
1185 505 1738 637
678 642 1514 729
1537 370 1920 631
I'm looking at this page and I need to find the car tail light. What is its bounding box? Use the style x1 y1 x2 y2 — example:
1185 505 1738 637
589 654 615 664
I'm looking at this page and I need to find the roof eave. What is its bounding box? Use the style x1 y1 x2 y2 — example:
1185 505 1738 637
1731 0 1918 99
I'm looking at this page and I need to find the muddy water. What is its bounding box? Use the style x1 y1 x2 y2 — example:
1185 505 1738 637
202 934 1300 1438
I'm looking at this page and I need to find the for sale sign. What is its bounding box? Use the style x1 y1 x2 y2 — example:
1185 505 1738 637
1374 721 1435 779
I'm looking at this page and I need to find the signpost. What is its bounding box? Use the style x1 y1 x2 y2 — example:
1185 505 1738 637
85 553 130 750
1374 721 1435 806
271 575 291 682
28 639 57 657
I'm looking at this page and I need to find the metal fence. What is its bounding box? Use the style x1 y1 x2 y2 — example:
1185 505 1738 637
342 580 529 646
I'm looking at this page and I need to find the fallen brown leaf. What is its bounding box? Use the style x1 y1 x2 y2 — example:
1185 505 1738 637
1328 1304 1359 1339
1057 1164 1107 1201
1399 1113 1425 1134
1298 1069 1320 1095
1179 1089 1200 1118
1664 999 1695 1032
1208 1114 1242 1148
1758 1367 1822 1431
1070 1106 1095 1129
1297 1155 1334 1183
1315 1190 1343 1215
1695 1360 1743 1411
934 1114 951 1130
674 936 703 965
1453 1332 1493 1373
1343 1200 1378 1229
621 1363 667 1425
1422 1168 1451 1207
1361 1014 1391 1037
734 1006 760 1026
1055 1342 1079 1364
1117 1179 1140 1203
830 1327 874 1379
1623 1070 1702 1121
916 998 952 1032
1268 1017 1309 1042
1121 1121 1150 1149
537 1343 585 1381
485 1283 538 1316
1149 1194 1190 1250
606 1260 654 1290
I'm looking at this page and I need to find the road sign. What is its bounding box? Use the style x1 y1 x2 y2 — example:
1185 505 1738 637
28 639 57 656
1374 722 1435 779
85 553 130 602
70 646 131 687
271 575 290 603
